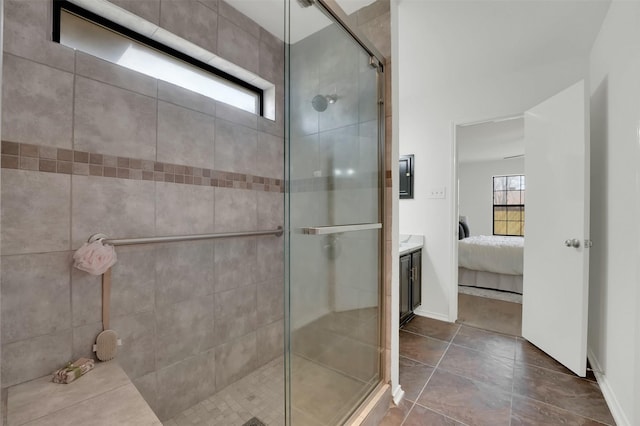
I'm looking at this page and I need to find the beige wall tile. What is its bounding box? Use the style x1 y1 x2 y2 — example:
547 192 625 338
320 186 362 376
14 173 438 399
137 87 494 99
74 77 157 160
155 241 214 307
111 311 156 379
257 319 284 366
216 102 258 129
213 285 257 344
156 350 216 420
2 330 72 387
70 267 101 327
213 238 257 293
156 181 215 236
72 322 103 360
257 191 284 230
132 372 158 415
1 169 71 255
157 101 215 169
214 119 257 174
256 236 284 282
259 34 284 84
108 0 161 25
155 295 215 369
1 252 72 344
257 279 283 326
75 52 158 97
4 0 75 72
110 244 156 318
214 187 257 232
355 0 390 26
71 175 155 248
214 332 257 390
160 0 218 54
358 12 391 60
199 0 218 12
217 16 259 74
218 1 260 38
2 54 74 148
256 131 284 179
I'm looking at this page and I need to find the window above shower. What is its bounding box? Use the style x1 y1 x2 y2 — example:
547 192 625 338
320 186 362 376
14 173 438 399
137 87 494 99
53 0 277 119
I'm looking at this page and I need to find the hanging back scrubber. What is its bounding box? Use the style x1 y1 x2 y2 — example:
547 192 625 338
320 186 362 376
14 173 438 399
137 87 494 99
94 268 119 361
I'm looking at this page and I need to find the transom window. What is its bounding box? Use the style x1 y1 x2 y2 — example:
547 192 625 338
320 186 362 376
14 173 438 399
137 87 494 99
54 1 263 115
493 175 525 236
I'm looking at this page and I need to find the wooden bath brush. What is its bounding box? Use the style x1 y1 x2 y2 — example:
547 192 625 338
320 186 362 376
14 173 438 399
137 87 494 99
94 267 119 361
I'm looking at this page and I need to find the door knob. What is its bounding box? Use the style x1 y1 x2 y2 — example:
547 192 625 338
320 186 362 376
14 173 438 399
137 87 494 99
564 239 580 248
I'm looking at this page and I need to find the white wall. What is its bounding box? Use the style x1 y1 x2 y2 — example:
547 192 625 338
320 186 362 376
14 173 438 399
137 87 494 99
389 0 402 404
588 2 640 424
396 0 588 320
458 158 524 236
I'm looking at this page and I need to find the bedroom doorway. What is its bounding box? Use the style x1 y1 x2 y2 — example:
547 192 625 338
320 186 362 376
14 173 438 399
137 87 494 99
454 114 525 337
452 80 591 376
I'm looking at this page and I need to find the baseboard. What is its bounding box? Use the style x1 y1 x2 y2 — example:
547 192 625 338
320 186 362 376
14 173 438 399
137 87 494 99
413 307 451 323
587 348 632 426
392 384 405 405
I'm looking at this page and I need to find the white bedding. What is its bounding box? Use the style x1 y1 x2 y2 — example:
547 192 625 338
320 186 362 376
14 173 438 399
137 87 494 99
458 235 524 275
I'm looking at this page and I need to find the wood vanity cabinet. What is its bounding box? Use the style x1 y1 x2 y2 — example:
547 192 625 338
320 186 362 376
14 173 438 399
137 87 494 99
400 249 422 326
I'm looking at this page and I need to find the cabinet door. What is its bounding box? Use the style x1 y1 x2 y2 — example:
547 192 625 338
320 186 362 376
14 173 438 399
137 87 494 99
399 254 411 323
411 250 422 310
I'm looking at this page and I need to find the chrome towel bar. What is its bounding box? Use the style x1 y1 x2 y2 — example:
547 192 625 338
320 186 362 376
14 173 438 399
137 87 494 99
301 223 382 235
88 226 283 246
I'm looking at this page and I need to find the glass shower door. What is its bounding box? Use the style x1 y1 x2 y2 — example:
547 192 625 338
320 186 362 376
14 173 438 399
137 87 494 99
285 1 383 424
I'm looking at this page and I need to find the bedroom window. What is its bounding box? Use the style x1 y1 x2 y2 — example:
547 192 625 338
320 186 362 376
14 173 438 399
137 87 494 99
493 175 525 236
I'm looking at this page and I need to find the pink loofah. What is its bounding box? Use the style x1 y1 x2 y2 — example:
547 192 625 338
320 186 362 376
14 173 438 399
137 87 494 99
73 240 117 275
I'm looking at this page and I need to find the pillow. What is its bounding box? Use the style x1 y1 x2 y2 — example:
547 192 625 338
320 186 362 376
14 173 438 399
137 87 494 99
458 222 466 240
460 220 470 238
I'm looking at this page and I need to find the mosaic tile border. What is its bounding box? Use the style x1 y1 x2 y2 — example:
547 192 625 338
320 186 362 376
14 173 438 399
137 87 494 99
289 173 380 192
1 141 283 193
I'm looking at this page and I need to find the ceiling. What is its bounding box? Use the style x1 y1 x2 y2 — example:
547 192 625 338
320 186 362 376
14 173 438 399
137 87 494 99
437 0 610 163
221 0 611 163
413 0 611 81
224 0 376 43
457 117 524 164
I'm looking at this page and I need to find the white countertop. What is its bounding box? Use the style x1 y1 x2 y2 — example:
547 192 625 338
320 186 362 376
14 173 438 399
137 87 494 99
399 234 424 256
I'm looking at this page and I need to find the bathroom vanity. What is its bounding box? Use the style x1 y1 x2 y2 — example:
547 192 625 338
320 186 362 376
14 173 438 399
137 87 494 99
399 235 424 326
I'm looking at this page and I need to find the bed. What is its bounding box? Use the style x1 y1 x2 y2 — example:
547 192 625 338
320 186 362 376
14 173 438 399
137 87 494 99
458 235 524 294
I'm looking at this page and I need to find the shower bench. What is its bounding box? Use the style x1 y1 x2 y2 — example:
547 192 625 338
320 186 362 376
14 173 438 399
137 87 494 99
5 361 160 425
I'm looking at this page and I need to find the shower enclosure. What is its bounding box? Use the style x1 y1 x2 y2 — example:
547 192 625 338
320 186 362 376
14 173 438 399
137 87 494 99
285 0 386 424
0 0 385 424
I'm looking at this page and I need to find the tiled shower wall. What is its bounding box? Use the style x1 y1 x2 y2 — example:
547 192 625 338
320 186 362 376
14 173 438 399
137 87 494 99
289 18 380 329
0 0 283 421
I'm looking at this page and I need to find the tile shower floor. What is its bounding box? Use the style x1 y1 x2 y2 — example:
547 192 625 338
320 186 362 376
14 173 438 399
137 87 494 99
163 308 379 426
162 356 285 426
382 316 616 426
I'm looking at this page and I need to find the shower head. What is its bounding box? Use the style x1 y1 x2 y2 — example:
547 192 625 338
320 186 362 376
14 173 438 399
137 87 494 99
311 94 338 112
311 95 328 112
297 0 314 8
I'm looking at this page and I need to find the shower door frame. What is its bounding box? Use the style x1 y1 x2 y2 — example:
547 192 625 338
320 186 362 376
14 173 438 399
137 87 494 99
284 0 388 424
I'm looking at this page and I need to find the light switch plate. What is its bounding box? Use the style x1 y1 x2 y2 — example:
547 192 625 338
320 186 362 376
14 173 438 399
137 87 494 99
428 187 446 199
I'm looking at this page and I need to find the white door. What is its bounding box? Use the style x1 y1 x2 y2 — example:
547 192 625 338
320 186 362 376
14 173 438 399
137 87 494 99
522 80 590 377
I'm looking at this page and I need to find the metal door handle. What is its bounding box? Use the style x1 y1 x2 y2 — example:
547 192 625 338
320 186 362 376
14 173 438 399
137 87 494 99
301 223 382 235
564 239 580 248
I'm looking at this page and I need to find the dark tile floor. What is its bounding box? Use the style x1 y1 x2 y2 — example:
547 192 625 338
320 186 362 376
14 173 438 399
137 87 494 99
381 316 615 426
